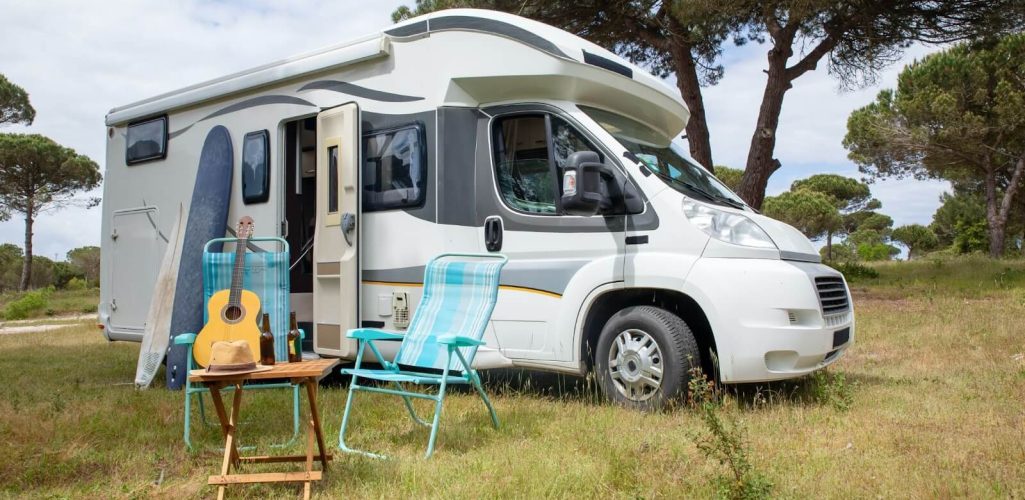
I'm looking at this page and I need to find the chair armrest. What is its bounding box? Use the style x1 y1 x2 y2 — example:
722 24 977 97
347 328 404 341
173 333 197 346
438 335 485 347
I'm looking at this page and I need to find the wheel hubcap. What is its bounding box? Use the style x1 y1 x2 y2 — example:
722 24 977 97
608 329 663 402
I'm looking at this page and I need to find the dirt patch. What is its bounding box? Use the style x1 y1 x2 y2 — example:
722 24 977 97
0 314 96 335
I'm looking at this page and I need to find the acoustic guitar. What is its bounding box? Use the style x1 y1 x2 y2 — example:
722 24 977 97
193 216 263 367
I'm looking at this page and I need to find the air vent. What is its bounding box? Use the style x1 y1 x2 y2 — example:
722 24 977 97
392 292 410 329
787 311 798 325
815 276 850 314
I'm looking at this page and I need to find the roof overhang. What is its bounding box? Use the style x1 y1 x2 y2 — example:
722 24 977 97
105 35 390 126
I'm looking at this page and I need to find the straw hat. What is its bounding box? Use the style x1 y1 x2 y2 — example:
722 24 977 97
191 340 273 376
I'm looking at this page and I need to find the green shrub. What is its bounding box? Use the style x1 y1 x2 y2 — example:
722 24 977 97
808 369 854 412
688 365 774 499
857 242 899 261
65 277 87 291
3 289 51 320
831 262 879 281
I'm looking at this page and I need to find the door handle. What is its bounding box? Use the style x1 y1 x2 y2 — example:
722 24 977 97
484 217 503 252
341 213 356 246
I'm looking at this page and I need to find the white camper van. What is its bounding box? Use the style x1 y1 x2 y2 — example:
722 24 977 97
100 9 853 406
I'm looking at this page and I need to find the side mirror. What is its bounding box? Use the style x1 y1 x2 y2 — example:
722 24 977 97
561 151 606 216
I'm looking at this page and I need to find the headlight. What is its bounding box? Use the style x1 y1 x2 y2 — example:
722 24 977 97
682 198 776 249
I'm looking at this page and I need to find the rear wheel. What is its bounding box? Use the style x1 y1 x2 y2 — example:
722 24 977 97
595 305 700 410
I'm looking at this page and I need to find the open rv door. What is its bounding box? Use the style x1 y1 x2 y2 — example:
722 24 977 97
313 103 360 357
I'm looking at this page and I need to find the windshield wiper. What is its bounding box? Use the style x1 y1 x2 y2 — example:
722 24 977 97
623 153 746 209
675 180 746 209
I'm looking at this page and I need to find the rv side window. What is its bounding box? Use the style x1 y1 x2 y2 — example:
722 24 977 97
362 123 426 212
242 130 270 204
492 115 558 214
126 115 167 164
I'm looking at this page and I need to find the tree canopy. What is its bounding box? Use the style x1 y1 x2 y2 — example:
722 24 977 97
0 133 101 290
713 166 744 192
930 191 986 248
393 1 1023 208
67 246 100 286
762 188 841 239
774 173 881 259
892 224 940 259
845 33 1025 257
0 74 35 127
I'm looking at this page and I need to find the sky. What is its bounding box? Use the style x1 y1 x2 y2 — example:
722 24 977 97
0 0 950 259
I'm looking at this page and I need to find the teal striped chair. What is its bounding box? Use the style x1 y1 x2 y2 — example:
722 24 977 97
176 237 303 450
338 253 508 459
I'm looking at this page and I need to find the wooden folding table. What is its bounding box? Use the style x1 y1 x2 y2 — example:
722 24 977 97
189 358 340 499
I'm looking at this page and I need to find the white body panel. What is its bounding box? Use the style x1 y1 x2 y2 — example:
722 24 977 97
99 9 853 384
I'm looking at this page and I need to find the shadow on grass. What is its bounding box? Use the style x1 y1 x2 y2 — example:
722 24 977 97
325 361 861 415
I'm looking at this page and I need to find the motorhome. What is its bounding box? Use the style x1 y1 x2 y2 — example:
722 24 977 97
100 9 854 407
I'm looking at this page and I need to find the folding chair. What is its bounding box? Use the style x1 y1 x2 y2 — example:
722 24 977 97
175 236 304 450
338 253 508 459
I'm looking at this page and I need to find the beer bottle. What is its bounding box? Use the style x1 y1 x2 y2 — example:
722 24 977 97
259 313 275 365
287 311 301 363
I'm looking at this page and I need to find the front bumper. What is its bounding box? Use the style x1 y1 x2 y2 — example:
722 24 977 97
683 258 855 383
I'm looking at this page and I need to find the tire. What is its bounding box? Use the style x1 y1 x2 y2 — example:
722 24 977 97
595 305 700 410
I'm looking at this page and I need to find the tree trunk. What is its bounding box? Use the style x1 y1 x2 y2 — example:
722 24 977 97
826 230 833 261
19 203 33 291
737 49 790 209
986 156 1025 258
668 18 714 172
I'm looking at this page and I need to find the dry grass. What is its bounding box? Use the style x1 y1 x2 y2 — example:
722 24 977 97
1 263 1023 498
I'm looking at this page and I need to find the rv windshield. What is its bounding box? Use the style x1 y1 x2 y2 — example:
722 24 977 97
579 106 746 209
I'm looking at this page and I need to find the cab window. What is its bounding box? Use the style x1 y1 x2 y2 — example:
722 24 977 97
492 114 603 215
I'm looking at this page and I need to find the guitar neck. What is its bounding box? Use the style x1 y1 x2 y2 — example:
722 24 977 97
227 235 249 306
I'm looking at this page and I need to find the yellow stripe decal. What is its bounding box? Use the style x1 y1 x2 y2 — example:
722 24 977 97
361 280 562 298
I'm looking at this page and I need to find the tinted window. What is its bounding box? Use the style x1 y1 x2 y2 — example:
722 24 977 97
126 116 167 164
362 124 426 212
328 146 338 213
242 130 270 204
492 115 557 214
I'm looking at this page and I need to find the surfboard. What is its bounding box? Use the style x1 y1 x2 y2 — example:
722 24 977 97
135 202 185 389
166 125 233 390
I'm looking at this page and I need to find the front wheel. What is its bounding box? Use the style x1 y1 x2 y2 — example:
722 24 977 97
595 306 700 410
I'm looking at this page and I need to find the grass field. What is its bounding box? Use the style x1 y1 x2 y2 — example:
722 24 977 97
1 256 1023 498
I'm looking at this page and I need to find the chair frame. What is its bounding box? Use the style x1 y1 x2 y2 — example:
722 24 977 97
338 253 507 459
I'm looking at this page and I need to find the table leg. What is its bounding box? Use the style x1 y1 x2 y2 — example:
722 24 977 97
210 384 244 500
303 413 315 500
304 380 329 469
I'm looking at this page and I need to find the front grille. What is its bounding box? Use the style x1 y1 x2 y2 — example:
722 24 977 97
815 276 850 314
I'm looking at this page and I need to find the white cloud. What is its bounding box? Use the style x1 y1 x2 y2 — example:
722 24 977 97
0 2 950 259
0 0 406 259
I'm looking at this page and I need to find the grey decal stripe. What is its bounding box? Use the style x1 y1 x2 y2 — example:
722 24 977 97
363 260 588 296
166 95 316 139
298 80 424 102
168 124 193 140
385 20 428 38
363 266 424 284
200 95 316 122
425 16 569 59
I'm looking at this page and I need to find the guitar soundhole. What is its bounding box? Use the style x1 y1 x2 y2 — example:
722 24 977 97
223 305 243 322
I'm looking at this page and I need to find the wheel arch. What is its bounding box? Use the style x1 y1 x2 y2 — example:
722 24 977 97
579 287 718 379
